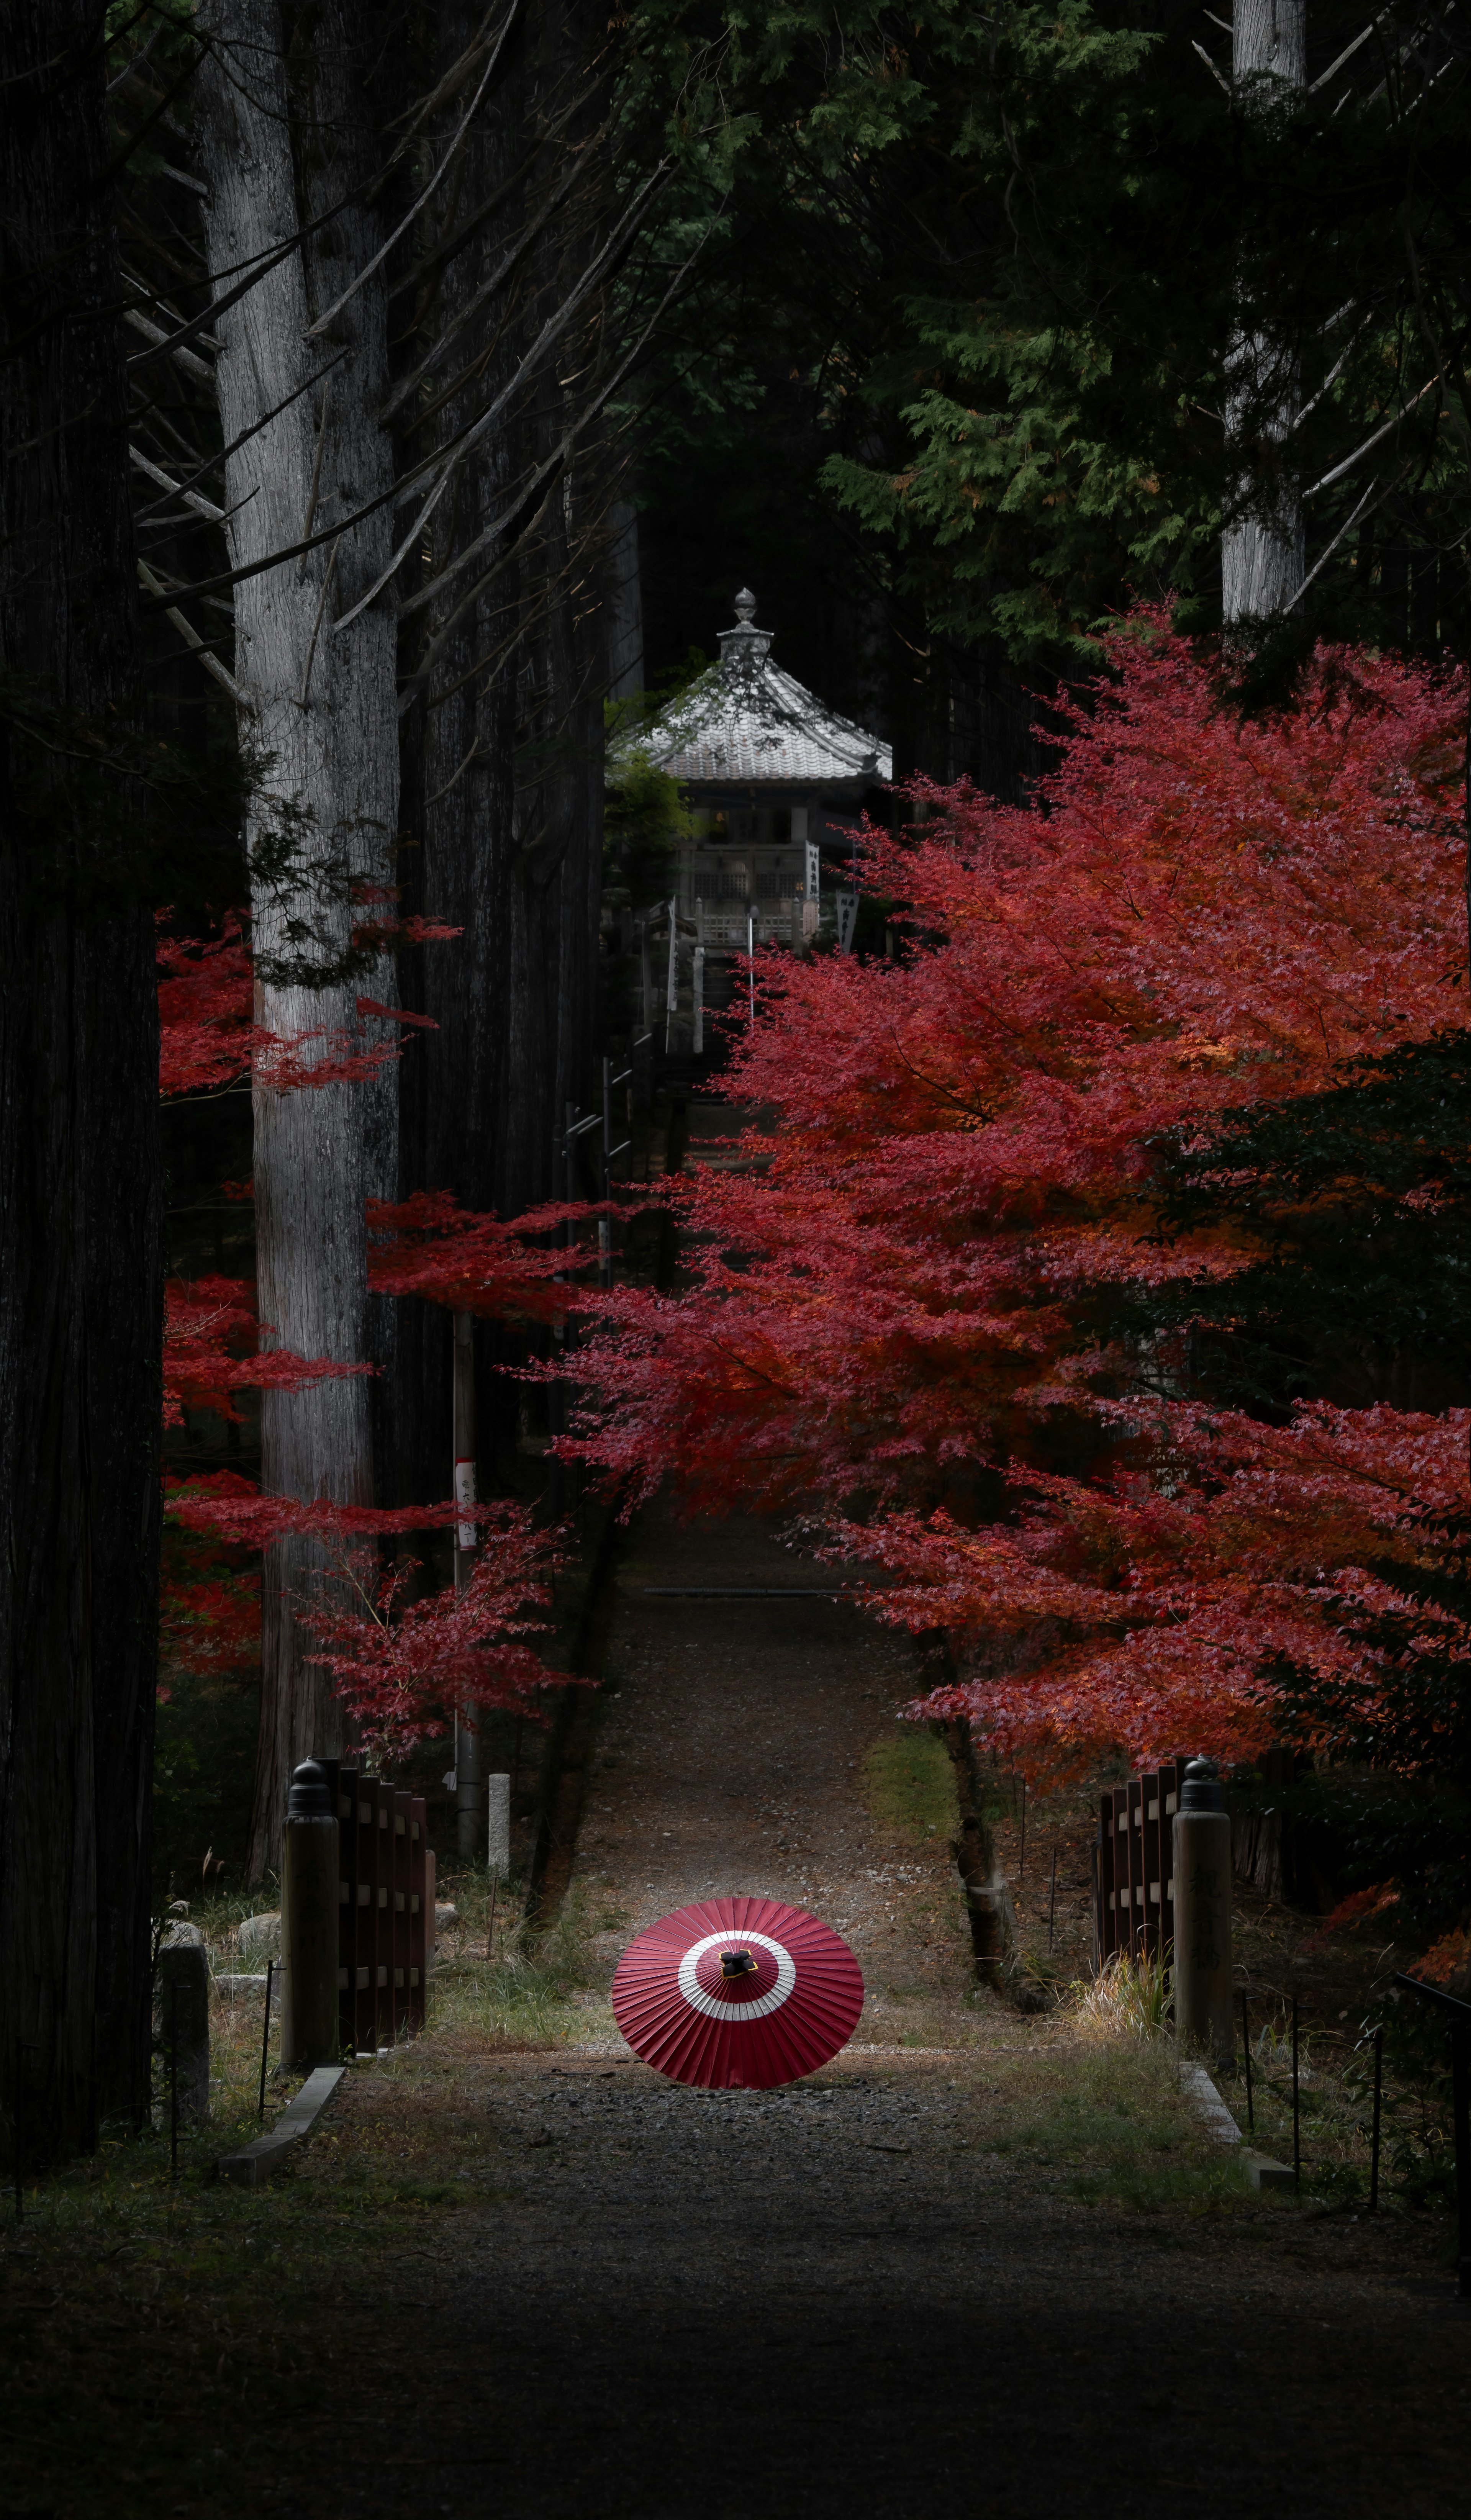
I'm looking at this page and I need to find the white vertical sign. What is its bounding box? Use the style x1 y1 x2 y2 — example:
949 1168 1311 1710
836 891 859 954
454 1456 477 1552
804 840 821 900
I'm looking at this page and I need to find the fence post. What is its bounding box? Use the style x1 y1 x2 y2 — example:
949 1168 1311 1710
486 1772 511 1958
259 1960 275 2117
282 1760 341 2066
1171 1757 1234 2065
169 1983 179 2183
1454 2019 1471 2298
453 1309 481 1857
1241 1992 1254 2135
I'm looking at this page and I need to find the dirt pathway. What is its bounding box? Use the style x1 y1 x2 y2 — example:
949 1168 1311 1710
564 1502 977 2047
13 1503 1470 2520
317 1506 1467 2520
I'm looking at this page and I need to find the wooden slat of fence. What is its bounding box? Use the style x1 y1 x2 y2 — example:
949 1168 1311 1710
1092 1757 1188 1972
391 1790 410 2037
1098 1789 1116 1963
1113 1785 1128 1954
1127 1776 1145 1957
304 1762 434 2055
408 1796 427 2032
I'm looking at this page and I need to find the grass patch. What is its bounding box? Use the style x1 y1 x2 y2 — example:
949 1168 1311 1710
0 1885 596 2520
429 1875 603 2045
976 2037 1254 2212
861 1728 958 1844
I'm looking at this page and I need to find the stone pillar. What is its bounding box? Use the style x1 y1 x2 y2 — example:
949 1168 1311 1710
487 1773 511 1880
154 1927 210 2124
1172 1758 1234 2064
282 1759 341 2066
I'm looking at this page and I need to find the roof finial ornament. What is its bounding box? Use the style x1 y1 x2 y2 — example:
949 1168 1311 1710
733 586 757 624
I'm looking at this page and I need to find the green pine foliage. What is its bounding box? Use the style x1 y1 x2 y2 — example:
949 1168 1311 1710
621 0 1471 673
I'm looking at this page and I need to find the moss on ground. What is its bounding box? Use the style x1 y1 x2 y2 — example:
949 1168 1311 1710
860 1729 958 1845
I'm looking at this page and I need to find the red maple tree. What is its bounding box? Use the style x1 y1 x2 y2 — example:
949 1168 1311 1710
157 914 449 1100
157 917 588 1745
367 1191 602 1319
565 622 1468 1775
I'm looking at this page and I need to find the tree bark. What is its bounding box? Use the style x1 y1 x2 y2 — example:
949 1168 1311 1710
0 0 161 2157
396 0 606 1506
1222 0 1307 625
606 499 645 700
197 0 399 1877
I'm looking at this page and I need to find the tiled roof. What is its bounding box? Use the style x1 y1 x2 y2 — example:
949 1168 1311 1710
640 592 891 789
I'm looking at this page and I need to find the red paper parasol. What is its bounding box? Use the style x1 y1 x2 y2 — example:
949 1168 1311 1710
611 1896 865 2089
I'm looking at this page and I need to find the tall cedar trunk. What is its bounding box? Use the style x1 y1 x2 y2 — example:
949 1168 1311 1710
197 0 399 1877
0 1 161 2156
396 0 604 1506
1220 0 1306 1896
606 500 645 700
1221 0 1307 623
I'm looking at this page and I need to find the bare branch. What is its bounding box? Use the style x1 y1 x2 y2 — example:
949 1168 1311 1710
303 0 520 342
393 90 585 308
396 234 709 711
1288 474 1387 608
1191 38 1230 93
129 442 225 522
1302 371 1443 496
382 148 585 428
334 164 671 639
1307 8 1390 95
123 304 215 385
132 349 356 608
137 557 250 708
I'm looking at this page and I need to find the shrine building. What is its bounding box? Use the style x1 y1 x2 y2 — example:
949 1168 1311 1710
641 589 892 954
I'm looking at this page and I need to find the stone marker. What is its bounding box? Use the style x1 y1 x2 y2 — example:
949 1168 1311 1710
154 1942 210 2123
1172 1757 1234 2065
487 1773 511 1878
282 1760 340 2066
238 1910 281 1958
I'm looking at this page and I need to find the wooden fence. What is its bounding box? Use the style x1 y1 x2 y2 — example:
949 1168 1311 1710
1093 1759 1188 1969
312 1758 431 2052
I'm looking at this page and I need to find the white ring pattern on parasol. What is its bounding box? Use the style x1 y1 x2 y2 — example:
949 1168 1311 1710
677 1930 797 2022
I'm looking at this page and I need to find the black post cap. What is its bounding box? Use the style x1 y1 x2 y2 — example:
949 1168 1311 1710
288 1759 333 1819
1178 1756 1226 1814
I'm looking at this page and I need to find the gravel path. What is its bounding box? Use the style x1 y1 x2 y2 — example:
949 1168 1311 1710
312 1506 1470 2520
319 2045 1468 2520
